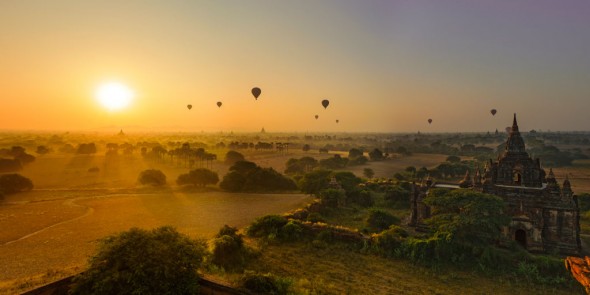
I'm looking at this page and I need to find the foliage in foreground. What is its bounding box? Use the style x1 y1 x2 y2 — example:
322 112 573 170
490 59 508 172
239 271 293 295
210 225 255 271
69 226 207 295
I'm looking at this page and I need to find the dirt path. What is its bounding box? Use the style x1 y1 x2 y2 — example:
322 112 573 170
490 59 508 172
3 197 94 246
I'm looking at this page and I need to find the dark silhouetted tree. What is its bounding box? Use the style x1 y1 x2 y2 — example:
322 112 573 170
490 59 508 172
0 174 33 194
138 169 166 186
177 168 219 187
363 168 375 179
225 150 245 165
69 226 206 295
369 148 384 161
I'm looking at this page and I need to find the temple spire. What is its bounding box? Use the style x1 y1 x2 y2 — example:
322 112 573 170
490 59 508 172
504 113 526 154
512 113 519 132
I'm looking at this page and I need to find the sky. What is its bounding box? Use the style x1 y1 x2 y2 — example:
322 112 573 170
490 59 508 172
1 0 589 133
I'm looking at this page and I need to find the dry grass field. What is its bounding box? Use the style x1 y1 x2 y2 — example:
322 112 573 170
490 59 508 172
0 149 449 294
2 137 586 294
0 190 311 294
246 243 585 295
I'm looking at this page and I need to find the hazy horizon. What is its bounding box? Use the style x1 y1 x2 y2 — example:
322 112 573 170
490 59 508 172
1 0 589 133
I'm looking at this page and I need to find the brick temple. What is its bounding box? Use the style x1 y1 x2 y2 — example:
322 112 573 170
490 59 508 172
410 114 581 255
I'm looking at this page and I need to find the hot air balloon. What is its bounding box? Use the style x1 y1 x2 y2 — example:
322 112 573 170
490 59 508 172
217 101 222 108
428 118 432 124
336 119 339 124
490 109 497 116
251 87 261 100
506 126 512 133
315 115 319 120
321 99 329 109
187 104 192 110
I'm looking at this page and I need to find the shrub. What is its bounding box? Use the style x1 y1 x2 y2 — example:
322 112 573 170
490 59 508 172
319 189 345 207
349 189 374 207
69 226 206 295
281 220 304 242
0 174 33 194
211 225 250 270
247 215 288 239
366 209 400 232
240 271 292 294
306 212 325 223
138 169 166 186
371 225 408 257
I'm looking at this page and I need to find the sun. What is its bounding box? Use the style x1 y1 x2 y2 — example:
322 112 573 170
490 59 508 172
95 82 134 111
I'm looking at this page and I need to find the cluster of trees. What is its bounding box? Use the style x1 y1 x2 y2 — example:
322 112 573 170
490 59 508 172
0 173 33 197
137 169 167 186
177 168 219 187
226 141 290 152
76 143 97 154
220 161 297 192
284 156 318 175
0 146 36 173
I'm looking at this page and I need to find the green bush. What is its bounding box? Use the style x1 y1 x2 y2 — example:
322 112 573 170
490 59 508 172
366 209 400 232
69 226 206 295
211 225 250 270
247 215 288 239
306 212 325 223
371 225 408 257
240 271 292 294
281 220 304 242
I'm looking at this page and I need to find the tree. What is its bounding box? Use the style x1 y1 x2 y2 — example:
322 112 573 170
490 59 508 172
219 171 247 192
369 148 384 161
76 143 97 154
348 148 363 159
36 145 50 155
302 144 311 152
319 154 348 169
69 227 206 295
230 161 258 175
0 159 22 173
138 169 166 186
221 162 296 192
446 155 461 163
225 150 245 165
284 157 318 175
363 168 375 179
298 169 332 195
0 174 33 194
177 168 219 187
319 188 346 207
424 189 510 248
211 225 251 270
366 209 400 232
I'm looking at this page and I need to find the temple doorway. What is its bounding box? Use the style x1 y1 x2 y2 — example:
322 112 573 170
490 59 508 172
515 229 527 249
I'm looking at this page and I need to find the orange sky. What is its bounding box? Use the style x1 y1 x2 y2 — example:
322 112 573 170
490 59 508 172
1 1 589 133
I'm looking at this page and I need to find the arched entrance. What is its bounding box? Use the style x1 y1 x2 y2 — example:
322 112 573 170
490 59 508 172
515 229 527 249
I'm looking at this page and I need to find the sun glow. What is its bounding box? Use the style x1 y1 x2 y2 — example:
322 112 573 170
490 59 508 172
95 82 134 111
